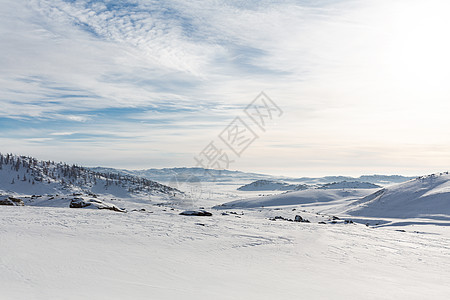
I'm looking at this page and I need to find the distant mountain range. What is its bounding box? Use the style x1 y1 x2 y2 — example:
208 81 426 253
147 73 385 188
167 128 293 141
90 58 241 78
90 167 275 184
237 179 382 192
90 166 415 187
285 175 415 185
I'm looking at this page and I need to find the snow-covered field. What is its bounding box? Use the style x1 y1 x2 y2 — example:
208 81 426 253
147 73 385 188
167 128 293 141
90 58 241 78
2 205 450 300
2 155 450 299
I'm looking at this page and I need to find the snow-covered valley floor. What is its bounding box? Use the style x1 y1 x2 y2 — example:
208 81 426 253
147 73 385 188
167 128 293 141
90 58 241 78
1 205 449 300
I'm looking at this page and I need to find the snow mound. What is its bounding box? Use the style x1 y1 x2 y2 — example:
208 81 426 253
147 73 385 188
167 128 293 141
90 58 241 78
237 180 308 191
346 172 450 219
215 188 376 209
69 197 126 212
318 181 381 189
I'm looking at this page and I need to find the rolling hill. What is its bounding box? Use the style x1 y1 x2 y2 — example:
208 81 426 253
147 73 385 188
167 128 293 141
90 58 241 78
215 188 377 209
345 172 450 219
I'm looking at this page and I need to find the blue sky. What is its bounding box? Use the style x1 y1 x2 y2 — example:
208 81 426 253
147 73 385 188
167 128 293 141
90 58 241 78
1 0 450 176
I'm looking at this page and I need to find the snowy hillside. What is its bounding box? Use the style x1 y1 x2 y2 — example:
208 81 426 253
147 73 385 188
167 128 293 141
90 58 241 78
0 153 181 207
237 180 309 191
346 172 450 219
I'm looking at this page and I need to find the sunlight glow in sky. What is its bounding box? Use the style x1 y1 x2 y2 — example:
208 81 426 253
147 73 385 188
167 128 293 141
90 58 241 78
1 0 450 176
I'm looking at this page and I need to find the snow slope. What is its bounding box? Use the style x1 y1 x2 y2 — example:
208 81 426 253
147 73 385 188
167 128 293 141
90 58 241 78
346 173 450 219
216 188 377 209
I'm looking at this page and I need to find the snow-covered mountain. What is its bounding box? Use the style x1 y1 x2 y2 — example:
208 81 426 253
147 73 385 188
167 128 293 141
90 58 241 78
91 167 414 190
237 180 309 191
215 188 377 209
318 181 381 189
0 153 181 206
346 172 450 219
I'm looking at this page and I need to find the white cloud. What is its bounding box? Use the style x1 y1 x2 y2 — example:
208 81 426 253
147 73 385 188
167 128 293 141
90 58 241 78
1 0 450 175
65 115 90 122
48 132 76 137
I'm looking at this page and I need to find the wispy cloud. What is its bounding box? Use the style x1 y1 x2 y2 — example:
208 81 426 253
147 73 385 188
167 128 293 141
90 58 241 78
1 0 450 175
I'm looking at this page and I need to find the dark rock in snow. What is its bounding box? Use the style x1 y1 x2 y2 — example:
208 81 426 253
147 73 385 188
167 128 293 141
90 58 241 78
180 210 213 216
8 196 25 206
69 198 91 208
270 216 288 221
293 215 310 223
270 215 311 223
0 196 25 206
131 208 146 212
69 197 126 212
